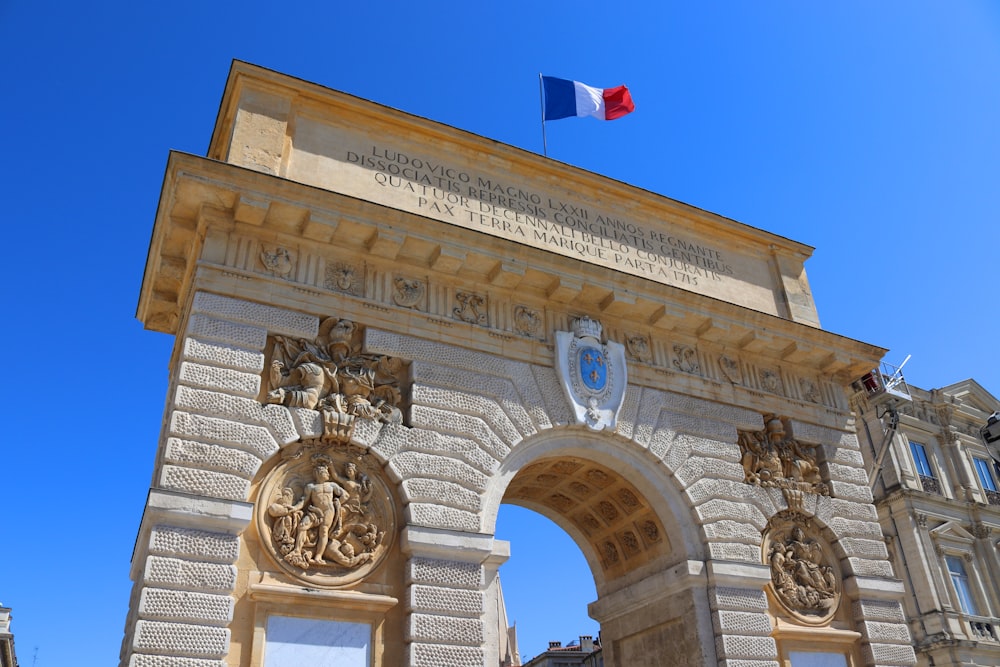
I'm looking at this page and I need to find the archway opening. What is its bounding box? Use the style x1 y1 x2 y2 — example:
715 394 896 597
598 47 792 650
496 505 598 663
495 455 672 664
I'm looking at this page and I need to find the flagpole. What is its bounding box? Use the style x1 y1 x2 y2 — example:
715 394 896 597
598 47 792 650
538 73 548 157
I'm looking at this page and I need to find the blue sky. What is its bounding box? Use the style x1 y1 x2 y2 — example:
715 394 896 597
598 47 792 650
2 2 999 665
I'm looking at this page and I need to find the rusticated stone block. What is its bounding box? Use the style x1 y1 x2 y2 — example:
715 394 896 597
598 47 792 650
186 315 267 351
853 598 905 623
133 620 229 657
149 526 239 563
408 642 484 667
389 451 488 492
408 557 483 589
144 556 237 593
169 411 278 460
192 292 317 338
179 361 261 398
409 585 484 617
408 612 483 645
160 464 250 501
138 588 234 625
710 586 768 612
402 478 482 512
182 337 265 373
408 503 481 532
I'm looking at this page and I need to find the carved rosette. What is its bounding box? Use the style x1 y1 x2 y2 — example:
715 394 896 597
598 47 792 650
257 447 395 587
264 317 408 443
764 512 841 623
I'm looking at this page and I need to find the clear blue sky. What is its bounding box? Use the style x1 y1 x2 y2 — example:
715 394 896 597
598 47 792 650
2 2 998 665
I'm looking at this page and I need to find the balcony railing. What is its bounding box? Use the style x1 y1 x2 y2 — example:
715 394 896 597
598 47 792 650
970 619 998 642
919 475 942 495
986 489 1000 506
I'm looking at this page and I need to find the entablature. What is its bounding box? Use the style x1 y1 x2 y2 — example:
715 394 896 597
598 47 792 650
138 153 886 412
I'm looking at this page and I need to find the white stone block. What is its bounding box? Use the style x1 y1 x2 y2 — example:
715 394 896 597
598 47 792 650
407 612 483 645
710 586 768 612
716 610 773 636
408 585 484 618
410 405 512 461
169 411 278 461
164 438 262 479
149 526 240 563
138 588 234 625
715 634 777 660
389 451 489 492
144 556 238 593
402 479 482 513
186 314 268 350
160 464 250 502
407 557 483 589
133 620 230 657
412 385 521 446
408 503 481 532
192 292 317 338
408 642 484 667
130 654 226 667
179 361 261 398
182 337 265 372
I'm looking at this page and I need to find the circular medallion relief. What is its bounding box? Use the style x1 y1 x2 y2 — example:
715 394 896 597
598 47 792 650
763 513 841 624
257 448 395 587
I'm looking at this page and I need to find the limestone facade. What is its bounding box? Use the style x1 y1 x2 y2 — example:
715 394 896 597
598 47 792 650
853 379 1000 666
124 61 916 667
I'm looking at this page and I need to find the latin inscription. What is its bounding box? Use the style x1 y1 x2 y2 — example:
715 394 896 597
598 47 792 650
346 146 736 288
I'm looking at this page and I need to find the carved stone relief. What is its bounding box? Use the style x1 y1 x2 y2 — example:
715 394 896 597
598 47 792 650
625 334 653 364
324 261 364 296
392 276 426 309
739 415 829 499
672 344 700 374
719 355 742 384
513 305 542 338
799 378 821 404
764 512 841 623
260 245 295 278
759 368 783 394
453 291 488 325
257 446 394 586
264 317 407 443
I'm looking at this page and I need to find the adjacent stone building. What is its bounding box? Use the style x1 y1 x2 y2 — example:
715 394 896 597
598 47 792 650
123 61 918 666
853 376 1000 666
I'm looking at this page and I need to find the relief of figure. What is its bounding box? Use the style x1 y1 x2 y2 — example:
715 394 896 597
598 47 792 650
262 451 391 580
739 415 828 496
767 521 839 618
264 317 407 442
285 461 347 567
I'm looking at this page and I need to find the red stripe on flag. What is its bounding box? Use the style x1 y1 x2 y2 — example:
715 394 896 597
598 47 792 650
602 85 635 120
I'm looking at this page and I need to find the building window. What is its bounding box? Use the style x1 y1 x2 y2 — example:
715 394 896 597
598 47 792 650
944 555 980 616
910 441 940 494
973 457 1000 505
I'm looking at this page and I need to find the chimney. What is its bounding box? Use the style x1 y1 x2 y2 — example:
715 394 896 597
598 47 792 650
548 641 562 649
579 635 594 652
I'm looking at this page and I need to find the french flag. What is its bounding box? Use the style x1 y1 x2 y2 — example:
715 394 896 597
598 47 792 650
542 76 635 121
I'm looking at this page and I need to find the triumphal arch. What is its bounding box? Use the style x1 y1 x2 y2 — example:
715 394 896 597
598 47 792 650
124 62 918 667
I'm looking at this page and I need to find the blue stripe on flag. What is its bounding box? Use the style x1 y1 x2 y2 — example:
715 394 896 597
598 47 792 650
542 76 578 120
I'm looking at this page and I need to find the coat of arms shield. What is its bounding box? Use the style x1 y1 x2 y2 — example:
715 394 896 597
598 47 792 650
555 316 627 431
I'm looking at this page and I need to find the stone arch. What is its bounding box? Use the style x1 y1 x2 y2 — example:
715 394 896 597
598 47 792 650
483 428 705 591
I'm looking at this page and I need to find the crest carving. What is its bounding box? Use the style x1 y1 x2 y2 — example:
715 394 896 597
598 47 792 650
513 305 542 338
739 415 828 497
453 291 488 325
260 245 295 278
764 512 841 622
392 276 426 309
259 447 394 586
555 316 627 431
324 261 363 295
265 317 407 443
